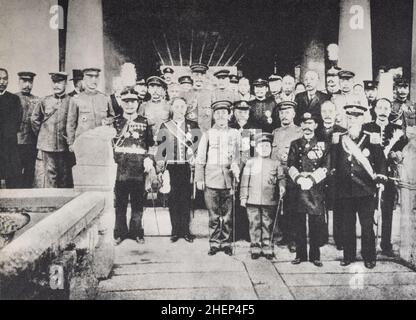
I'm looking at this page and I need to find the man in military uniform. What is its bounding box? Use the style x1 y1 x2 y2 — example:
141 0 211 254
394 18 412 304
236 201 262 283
325 67 341 97
363 80 378 120
184 63 212 132
138 76 170 137
268 74 283 103
271 101 303 251
249 78 279 133
0 68 22 188
211 69 239 104
363 98 408 256
31 72 73 188
178 75 194 93
68 69 83 97
156 97 199 243
112 88 155 245
167 82 182 101
331 70 369 128
294 70 329 126
229 74 239 94
195 100 241 256
162 67 175 87
331 104 387 269
67 67 115 151
319 100 345 249
229 100 257 242
16 71 39 188
288 112 331 267
391 78 416 126
238 77 255 102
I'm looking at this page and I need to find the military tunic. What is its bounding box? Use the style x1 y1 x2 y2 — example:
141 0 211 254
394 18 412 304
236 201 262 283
112 115 155 240
287 136 331 261
66 90 115 146
31 94 73 188
391 99 416 127
16 92 39 188
248 97 279 133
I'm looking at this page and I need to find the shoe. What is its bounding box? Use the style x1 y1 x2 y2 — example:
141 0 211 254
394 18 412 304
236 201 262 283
223 247 233 256
288 242 296 253
340 260 352 267
364 261 376 269
208 247 219 256
381 249 395 257
312 260 323 267
136 237 145 244
291 258 304 265
184 234 194 243
251 252 261 260
113 237 123 246
264 253 274 261
170 235 179 243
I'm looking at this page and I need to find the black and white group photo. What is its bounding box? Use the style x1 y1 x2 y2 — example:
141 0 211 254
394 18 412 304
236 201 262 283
0 0 416 302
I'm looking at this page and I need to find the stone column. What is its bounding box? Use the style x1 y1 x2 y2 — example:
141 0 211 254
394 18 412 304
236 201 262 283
0 0 59 96
338 0 372 84
65 0 106 92
411 0 416 101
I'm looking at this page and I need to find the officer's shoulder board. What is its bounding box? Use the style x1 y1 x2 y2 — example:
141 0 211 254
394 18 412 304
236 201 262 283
331 131 347 144
363 131 381 144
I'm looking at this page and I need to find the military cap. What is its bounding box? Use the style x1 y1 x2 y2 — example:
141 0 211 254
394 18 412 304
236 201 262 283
136 78 146 85
233 100 250 111
229 74 239 84
190 63 209 74
146 76 167 88
254 132 273 145
338 70 355 79
300 112 318 123
178 75 193 85
268 74 283 82
326 66 341 77
49 72 68 82
82 67 101 74
252 78 268 87
211 100 232 113
162 67 174 74
17 71 36 80
70 69 83 81
214 69 230 78
344 104 367 116
120 88 139 101
277 100 297 111
363 80 379 90
395 77 409 87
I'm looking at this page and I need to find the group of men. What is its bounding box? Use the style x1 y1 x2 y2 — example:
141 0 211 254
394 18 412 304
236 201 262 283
0 61 414 269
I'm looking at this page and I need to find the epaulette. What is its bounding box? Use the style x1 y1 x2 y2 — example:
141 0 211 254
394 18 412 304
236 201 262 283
332 131 347 144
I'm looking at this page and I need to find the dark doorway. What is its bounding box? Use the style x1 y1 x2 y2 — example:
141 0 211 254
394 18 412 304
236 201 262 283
102 0 339 81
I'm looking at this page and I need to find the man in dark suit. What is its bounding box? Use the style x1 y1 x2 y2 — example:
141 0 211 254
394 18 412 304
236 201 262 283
294 70 329 126
0 68 23 188
156 96 200 243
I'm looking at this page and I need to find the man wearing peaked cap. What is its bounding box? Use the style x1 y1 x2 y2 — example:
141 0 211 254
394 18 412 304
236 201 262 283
229 74 239 94
184 63 212 131
138 76 170 136
331 101 387 269
212 70 238 104
240 130 285 260
363 80 378 120
178 75 193 93
249 78 279 132
287 109 331 267
67 67 115 150
391 77 415 126
195 98 241 256
16 71 39 188
326 67 341 96
69 69 84 97
162 67 174 86
271 99 303 251
268 74 283 103
229 99 256 242
31 71 73 188
338 70 355 79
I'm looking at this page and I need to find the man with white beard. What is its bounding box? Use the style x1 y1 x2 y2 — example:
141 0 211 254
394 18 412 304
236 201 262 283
331 104 387 269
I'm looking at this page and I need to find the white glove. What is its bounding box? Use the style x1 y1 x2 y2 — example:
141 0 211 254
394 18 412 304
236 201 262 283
231 164 240 183
377 183 385 193
196 181 205 191
279 186 286 198
240 199 247 208
301 177 313 191
68 145 74 153
144 157 154 173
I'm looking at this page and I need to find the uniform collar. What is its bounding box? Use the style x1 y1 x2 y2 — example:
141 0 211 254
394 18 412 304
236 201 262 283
0 90 6 96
